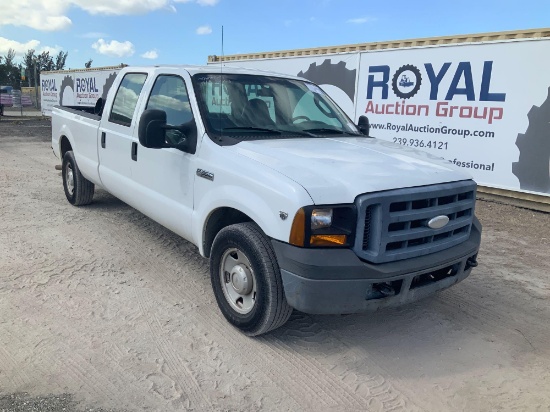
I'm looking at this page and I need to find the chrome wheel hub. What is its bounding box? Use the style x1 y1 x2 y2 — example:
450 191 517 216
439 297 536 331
65 163 74 195
230 265 253 295
220 248 257 314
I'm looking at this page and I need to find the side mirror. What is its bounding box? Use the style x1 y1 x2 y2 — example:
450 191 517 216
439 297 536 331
165 119 197 154
357 115 370 137
138 109 167 148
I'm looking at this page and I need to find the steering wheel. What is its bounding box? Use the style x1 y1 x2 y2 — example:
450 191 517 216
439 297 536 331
292 115 311 123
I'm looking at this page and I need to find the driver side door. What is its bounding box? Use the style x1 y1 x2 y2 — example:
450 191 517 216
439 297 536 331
131 73 197 242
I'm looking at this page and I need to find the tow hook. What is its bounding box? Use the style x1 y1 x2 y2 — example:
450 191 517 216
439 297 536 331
373 282 396 297
466 257 478 269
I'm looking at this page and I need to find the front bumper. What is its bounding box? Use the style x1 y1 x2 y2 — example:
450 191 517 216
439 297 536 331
272 218 481 314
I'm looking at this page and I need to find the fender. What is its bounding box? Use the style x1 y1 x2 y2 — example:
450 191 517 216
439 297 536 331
192 183 311 257
57 123 76 157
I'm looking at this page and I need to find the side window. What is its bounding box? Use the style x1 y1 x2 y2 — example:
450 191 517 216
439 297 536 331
146 75 194 126
109 73 147 126
147 75 195 145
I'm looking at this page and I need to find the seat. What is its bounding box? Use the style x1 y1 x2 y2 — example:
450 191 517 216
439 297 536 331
241 98 275 127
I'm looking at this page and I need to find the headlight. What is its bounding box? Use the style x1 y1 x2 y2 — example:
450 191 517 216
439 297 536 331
289 206 356 248
311 209 333 230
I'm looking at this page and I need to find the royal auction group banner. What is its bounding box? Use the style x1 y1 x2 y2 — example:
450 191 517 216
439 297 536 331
355 40 549 196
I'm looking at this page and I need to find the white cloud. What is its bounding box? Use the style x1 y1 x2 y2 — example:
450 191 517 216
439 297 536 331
73 0 168 15
92 39 135 57
40 45 63 55
346 17 376 24
141 50 159 59
196 25 212 35
0 37 62 58
0 4 72 31
0 37 41 55
0 0 220 32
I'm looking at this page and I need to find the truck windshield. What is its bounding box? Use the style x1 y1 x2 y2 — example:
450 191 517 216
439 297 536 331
192 73 361 142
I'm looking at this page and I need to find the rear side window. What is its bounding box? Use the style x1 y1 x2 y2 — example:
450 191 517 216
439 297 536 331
109 73 147 126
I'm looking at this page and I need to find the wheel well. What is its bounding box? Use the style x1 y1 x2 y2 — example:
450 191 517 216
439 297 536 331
60 136 72 158
203 208 253 257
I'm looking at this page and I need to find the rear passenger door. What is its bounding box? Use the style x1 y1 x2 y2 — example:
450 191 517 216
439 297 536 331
98 72 148 203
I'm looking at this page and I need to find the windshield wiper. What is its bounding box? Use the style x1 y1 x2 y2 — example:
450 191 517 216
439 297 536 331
278 129 318 137
303 128 362 136
222 126 281 134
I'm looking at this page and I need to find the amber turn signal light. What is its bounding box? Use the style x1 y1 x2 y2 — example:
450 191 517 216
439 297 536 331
289 208 306 247
310 234 347 247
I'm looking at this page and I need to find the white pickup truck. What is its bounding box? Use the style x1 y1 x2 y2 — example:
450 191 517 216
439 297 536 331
52 65 481 335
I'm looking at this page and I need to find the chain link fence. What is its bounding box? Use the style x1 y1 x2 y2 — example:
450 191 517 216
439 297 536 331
0 87 39 116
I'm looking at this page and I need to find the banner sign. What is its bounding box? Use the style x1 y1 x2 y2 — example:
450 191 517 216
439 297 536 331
41 69 120 116
355 40 549 196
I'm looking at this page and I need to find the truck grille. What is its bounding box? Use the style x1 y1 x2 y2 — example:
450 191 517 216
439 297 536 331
354 181 476 264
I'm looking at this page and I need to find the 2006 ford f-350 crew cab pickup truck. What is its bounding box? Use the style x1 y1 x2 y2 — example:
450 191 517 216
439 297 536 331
52 65 481 335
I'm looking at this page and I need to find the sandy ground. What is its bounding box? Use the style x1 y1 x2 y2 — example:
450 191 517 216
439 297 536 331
0 118 549 412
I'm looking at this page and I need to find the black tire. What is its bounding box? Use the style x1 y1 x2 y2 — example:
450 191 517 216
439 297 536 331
210 222 292 336
62 151 95 206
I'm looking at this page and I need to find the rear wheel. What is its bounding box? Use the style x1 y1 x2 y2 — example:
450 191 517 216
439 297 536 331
62 150 94 206
210 222 292 336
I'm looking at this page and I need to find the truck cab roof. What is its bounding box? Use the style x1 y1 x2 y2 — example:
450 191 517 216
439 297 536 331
120 65 307 81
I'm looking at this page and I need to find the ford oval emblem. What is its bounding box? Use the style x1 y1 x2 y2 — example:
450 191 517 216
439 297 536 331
427 215 450 229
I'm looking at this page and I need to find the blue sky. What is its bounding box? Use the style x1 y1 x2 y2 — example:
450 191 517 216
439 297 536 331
1 0 549 69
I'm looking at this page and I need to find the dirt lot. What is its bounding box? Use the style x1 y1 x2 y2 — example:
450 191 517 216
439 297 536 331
1 118 549 411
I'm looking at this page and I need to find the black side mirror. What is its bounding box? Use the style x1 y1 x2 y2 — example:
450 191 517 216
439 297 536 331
164 120 197 154
357 115 370 137
138 109 167 148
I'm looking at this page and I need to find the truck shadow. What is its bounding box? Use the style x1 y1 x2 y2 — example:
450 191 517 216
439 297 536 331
263 272 544 381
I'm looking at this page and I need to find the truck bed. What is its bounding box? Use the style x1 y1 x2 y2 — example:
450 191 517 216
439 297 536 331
51 105 102 186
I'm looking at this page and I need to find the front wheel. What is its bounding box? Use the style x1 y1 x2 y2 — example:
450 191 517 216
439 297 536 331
62 150 94 206
210 223 292 336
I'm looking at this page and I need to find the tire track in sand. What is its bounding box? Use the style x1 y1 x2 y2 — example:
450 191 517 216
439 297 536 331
99 211 415 411
135 287 214 411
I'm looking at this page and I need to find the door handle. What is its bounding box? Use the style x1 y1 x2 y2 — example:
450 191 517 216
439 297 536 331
131 142 138 161
101 132 106 148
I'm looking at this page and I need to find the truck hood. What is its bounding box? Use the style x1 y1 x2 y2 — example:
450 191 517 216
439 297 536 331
225 137 472 204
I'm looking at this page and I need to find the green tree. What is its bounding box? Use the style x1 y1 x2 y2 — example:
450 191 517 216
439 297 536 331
1 48 69 88
55 51 68 70
23 49 37 87
0 49 20 88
